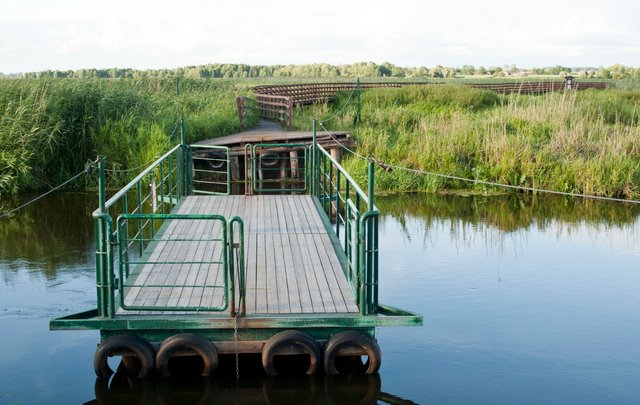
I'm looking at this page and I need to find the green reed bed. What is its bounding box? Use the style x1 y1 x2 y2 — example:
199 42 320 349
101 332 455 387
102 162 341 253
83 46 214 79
0 78 257 195
294 85 640 199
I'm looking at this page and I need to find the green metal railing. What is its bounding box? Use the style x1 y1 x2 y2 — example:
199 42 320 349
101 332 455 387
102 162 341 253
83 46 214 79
191 144 231 195
310 119 379 315
116 213 230 312
93 143 191 318
250 143 308 193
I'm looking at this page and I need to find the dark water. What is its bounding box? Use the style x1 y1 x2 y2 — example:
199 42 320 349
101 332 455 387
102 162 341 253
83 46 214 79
1 192 639 404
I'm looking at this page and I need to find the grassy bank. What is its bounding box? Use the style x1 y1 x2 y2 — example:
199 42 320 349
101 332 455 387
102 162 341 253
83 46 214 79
294 85 640 199
3 77 640 199
0 78 257 195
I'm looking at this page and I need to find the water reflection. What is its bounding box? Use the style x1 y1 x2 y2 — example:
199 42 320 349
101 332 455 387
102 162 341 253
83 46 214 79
2 190 640 403
0 192 94 279
376 192 640 253
86 372 420 405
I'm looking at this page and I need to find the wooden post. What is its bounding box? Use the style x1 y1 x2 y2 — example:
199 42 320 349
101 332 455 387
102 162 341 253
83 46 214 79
236 97 245 132
230 156 240 181
330 147 341 164
245 147 253 195
280 156 287 182
289 150 299 178
287 96 293 131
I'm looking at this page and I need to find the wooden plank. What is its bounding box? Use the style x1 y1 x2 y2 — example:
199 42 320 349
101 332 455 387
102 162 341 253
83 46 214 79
311 233 348 313
120 198 195 312
321 234 359 313
245 197 257 314
301 233 335 313
294 233 325 313
281 232 303 313
198 196 229 310
273 232 291 313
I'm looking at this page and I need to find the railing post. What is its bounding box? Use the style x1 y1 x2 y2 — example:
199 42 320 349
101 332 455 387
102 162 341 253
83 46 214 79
312 118 317 196
356 78 361 124
368 159 374 211
96 157 107 317
287 97 294 130
180 117 189 195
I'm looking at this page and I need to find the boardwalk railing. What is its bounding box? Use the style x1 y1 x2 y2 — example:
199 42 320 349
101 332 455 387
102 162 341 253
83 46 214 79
93 144 190 318
252 79 608 129
116 213 231 312
249 143 309 193
191 144 231 195
93 140 245 318
311 120 379 315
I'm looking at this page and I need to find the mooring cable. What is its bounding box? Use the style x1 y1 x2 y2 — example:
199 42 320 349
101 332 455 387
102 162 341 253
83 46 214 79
0 158 99 220
104 155 161 173
318 84 358 124
317 121 640 205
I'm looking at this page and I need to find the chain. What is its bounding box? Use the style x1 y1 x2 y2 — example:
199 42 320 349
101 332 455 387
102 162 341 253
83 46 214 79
233 310 239 379
234 244 240 379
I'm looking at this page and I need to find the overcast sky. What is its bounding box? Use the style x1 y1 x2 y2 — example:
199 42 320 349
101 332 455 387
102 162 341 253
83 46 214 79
1 0 639 73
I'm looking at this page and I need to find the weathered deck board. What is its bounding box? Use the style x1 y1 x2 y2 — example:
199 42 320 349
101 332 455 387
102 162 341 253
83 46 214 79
117 195 358 316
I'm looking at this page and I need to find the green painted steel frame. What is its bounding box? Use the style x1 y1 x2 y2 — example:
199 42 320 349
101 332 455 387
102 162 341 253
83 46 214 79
251 143 308 193
93 144 191 318
116 213 230 312
190 144 231 195
51 117 423 334
50 302 421 333
313 143 380 315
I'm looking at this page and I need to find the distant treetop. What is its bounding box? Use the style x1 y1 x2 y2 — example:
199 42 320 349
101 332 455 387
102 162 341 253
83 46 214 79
2 62 638 80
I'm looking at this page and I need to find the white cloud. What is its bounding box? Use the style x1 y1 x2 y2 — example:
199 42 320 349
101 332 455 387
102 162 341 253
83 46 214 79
1 0 640 72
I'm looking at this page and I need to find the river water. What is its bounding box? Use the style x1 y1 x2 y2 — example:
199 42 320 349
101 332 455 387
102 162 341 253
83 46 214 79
0 192 639 404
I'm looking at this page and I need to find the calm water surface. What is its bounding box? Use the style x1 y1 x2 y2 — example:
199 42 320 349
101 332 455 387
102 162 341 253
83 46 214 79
0 192 639 404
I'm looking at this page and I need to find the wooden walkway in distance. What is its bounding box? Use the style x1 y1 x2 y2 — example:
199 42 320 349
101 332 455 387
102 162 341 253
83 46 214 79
194 120 352 156
117 195 358 316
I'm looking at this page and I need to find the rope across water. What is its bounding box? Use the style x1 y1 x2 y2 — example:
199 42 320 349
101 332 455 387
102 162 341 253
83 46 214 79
317 121 640 205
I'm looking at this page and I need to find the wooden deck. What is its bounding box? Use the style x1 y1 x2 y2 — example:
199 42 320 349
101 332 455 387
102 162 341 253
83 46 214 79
194 120 352 156
117 195 358 316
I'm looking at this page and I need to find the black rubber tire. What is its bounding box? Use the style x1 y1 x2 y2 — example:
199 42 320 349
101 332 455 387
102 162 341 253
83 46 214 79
260 151 280 168
206 151 226 170
93 335 155 380
262 330 321 377
155 333 218 377
323 330 381 375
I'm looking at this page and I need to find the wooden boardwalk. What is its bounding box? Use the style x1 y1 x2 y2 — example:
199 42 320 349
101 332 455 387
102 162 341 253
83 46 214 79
117 195 358 316
194 120 352 156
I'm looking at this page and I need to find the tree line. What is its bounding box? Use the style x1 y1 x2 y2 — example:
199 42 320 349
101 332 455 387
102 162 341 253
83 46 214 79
1 62 639 80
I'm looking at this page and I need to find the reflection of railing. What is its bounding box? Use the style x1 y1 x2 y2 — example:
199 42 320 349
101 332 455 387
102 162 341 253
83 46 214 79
311 123 379 315
190 144 231 195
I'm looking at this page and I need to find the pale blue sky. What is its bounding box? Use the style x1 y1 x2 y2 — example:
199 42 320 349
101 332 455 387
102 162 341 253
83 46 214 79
1 0 639 73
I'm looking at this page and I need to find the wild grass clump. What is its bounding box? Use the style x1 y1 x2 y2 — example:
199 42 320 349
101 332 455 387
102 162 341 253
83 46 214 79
297 85 640 199
0 78 257 194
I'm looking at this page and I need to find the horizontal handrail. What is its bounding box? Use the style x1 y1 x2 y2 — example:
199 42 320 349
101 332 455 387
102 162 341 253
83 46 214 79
93 144 184 216
316 144 378 211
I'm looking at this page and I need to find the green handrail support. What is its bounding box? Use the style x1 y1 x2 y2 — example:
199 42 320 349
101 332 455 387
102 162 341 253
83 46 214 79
229 216 246 317
190 144 231 195
251 143 308 193
312 143 379 316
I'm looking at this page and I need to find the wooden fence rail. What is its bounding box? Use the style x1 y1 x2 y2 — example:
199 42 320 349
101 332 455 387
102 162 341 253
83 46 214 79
244 79 608 130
